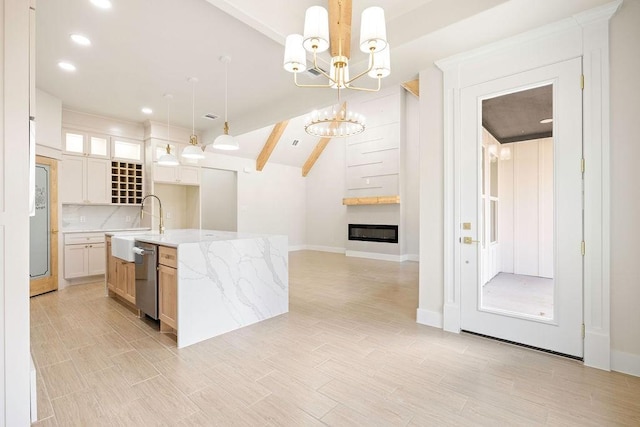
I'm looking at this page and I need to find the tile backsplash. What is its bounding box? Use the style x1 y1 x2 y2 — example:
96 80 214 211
62 205 141 231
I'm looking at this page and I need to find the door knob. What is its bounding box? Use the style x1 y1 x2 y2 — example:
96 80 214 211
462 237 480 244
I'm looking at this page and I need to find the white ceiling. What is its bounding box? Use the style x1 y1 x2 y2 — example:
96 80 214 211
36 0 611 167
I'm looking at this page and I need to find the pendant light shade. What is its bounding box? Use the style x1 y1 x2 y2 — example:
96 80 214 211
158 144 179 166
212 133 238 151
208 56 239 151
182 144 205 159
158 94 179 167
182 77 205 160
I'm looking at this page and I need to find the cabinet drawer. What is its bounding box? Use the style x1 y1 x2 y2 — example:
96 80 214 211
65 233 105 245
158 246 177 268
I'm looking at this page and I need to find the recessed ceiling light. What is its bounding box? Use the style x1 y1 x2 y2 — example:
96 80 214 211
90 0 112 9
540 118 553 124
70 34 91 46
141 107 153 115
58 61 76 72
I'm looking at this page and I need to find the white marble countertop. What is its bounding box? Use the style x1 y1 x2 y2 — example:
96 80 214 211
106 228 278 248
63 227 151 234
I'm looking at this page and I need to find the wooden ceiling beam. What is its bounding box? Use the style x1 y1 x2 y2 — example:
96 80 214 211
302 102 346 177
401 79 420 98
329 0 352 59
256 120 289 171
302 137 331 177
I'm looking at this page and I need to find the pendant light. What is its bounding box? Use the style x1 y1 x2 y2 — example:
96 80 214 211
157 94 179 166
208 56 239 151
182 77 206 159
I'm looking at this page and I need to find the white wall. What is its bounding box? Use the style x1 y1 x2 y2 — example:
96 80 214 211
610 0 640 372
417 65 445 327
1 0 32 423
199 154 307 248
403 92 421 259
305 137 346 252
35 88 62 158
63 109 145 140
498 137 554 278
154 184 200 230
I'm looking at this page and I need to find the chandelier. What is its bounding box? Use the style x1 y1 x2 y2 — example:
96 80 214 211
304 103 365 137
283 0 391 137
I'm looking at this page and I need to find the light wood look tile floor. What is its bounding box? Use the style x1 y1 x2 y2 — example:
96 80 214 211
31 251 640 426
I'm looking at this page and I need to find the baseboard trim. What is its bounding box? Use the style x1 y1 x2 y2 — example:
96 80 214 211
405 253 419 262
288 245 307 252
416 308 443 328
611 350 640 377
346 250 404 262
584 330 611 371
30 355 37 423
302 245 346 254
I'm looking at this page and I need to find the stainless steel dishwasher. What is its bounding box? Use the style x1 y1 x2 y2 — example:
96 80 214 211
133 241 158 319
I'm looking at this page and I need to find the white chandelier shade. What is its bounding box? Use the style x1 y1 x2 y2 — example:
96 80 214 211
303 6 329 52
283 34 307 73
359 7 387 53
283 2 390 92
368 44 391 78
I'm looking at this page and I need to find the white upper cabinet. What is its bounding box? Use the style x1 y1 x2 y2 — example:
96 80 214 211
60 154 110 204
63 129 111 158
154 164 200 185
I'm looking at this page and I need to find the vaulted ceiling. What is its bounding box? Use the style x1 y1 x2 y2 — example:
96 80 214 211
36 0 611 166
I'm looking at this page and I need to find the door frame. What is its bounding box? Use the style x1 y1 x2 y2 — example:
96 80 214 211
435 1 621 370
30 155 59 296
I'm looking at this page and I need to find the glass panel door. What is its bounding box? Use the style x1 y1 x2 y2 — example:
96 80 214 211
30 163 50 280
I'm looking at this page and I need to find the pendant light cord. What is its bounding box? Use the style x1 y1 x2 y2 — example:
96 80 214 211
224 59 228 123
167 98 170 142
192 80 195 135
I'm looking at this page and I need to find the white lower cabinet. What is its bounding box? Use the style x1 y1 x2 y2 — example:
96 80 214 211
64 233 106 279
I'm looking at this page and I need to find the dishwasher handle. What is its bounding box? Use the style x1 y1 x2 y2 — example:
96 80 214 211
133 246 154 256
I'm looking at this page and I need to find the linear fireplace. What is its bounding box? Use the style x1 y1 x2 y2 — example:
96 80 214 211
348 224 399 244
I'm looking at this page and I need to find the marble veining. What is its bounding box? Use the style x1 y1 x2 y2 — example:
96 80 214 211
177 233 288 348
62 204 141 231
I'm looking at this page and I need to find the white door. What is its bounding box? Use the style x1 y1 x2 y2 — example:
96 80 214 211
459 58 583 357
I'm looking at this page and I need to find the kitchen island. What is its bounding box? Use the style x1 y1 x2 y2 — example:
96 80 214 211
106 229 288 348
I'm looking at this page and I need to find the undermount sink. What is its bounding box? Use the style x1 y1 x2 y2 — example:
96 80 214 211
112 235 138 262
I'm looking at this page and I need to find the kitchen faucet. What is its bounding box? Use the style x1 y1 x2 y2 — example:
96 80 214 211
140 194 165 234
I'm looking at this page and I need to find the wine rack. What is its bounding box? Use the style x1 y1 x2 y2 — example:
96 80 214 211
111 161 143 205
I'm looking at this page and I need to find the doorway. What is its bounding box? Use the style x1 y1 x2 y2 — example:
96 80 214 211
200 168 238 232
30 155 58 297
459 58 583 358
